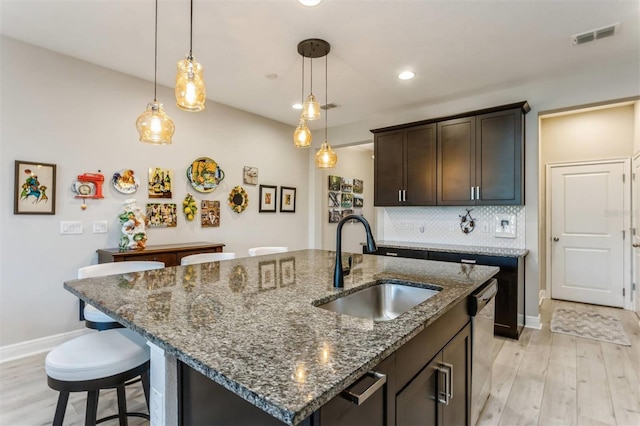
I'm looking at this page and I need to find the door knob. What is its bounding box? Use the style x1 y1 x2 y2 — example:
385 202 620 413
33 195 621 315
553 237 559 242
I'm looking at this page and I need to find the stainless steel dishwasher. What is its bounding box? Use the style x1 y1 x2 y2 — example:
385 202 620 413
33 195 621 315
469 278 498 426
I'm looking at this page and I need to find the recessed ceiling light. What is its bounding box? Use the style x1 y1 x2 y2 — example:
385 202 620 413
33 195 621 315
398 71 415 80
299 0 322 6
292 103 303 110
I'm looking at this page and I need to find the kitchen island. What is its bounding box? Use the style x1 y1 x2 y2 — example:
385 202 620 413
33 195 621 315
64 249 498 425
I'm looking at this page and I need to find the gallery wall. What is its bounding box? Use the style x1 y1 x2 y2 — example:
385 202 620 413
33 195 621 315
0 37 310 348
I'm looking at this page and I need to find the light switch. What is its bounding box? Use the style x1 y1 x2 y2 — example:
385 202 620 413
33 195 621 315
60 221 83 235
93 220 108 234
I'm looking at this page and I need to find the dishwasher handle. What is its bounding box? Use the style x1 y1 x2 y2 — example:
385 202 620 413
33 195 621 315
468 279 497 316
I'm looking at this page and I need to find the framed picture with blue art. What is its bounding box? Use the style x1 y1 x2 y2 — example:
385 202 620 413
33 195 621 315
14 160 56 215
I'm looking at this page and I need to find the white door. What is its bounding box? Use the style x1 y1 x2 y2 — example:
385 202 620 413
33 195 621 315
550 162 625 307
633 154 640 316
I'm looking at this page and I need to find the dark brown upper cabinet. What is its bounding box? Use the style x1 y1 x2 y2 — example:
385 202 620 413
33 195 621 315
438 108 525 205
372 101 528 207
374 124 437 206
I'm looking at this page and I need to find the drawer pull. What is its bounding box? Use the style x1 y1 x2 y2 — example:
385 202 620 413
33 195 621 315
461 259 476 264
385 252 398 257
437 362 453 405
341 371 387 406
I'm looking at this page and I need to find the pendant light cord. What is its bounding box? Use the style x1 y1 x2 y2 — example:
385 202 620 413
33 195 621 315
189 0 193 58
324 53 328 141
310 57 313 94
301 56 304 105
154 0 158 102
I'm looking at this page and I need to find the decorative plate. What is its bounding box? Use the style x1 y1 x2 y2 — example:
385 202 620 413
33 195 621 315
187 157 225 193
228 186 248 214
112 169 140 194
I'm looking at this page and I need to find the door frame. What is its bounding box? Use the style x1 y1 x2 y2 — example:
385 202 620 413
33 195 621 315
545 158 632 310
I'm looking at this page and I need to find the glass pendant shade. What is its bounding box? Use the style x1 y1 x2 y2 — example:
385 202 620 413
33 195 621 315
293 119 312 147
136 101 175 144
315 140 337 168
175 56 206 111
302 93 321 120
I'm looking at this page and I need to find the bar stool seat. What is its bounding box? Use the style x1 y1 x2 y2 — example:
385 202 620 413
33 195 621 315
83 306 116 326
45 328 150 425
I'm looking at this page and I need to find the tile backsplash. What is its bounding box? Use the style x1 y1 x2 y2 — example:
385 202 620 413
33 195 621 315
379 205 525 249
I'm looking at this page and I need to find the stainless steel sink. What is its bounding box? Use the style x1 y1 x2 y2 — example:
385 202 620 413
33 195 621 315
316 282 440 321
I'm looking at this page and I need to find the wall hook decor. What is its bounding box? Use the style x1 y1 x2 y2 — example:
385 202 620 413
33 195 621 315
459 208 476 234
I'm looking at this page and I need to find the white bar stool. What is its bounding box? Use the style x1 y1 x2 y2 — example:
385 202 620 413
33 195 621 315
78 261 164 330
180 252 236 265
247 247 288 256
45 328 150 426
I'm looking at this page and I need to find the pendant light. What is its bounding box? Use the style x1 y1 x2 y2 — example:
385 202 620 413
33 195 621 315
175 0 206 111
314 43 337 169
293 54 312 147
298 39 325 121
136 0 175 145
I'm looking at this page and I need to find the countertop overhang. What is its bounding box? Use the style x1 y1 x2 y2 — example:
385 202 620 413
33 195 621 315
64 249 498 425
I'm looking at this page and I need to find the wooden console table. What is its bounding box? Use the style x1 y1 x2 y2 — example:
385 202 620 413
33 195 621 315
97 242 225 267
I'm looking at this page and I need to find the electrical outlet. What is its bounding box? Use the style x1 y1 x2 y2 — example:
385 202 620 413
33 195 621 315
93 220 108 234
60 221 83 235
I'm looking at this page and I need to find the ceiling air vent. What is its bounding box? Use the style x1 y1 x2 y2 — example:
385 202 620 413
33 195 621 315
572 23 620 46
321 103 339 110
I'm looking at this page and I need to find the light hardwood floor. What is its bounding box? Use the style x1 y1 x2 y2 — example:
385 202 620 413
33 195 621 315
478 299 640 426
1 299 638 425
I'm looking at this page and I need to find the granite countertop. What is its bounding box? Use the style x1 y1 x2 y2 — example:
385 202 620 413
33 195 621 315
64 249 498 425
376 240 529 257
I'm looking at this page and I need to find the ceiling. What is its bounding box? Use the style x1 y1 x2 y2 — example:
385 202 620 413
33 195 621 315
1 0 638 131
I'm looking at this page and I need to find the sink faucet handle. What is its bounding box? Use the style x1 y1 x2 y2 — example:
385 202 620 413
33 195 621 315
343 255 353 276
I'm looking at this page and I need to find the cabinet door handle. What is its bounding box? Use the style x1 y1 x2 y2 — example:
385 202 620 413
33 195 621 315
436 362 453 405
553 237 559 242
385 252 398 256
633 243 640 248
403 189 407 202
461 259 476 264
341 371 387 406
476 186 480 200
398 190 402 202
470 187 474 201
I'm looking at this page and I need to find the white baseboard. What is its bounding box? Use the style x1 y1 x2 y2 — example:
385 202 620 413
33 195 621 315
0 328 94 364
539 290 546 306
525 315 542 330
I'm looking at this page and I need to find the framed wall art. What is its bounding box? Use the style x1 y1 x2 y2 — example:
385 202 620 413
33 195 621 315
243 166 258 185
353 179 364 194
280 186 296 213
259 184 277 213
328 175 341 191
146 203 178 228
148 167 173 198
14 160 56 215
201 200 220 227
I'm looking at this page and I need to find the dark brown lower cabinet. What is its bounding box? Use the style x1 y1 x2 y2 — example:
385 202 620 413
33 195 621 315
315 354 395 425
178 298 474 426
397 324 470 426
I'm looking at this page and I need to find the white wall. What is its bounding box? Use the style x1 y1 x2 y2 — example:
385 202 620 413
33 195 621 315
0 37 310 347
318 58 640 324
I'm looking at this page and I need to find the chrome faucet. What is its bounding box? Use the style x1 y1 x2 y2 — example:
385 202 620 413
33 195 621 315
334 214 377 288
